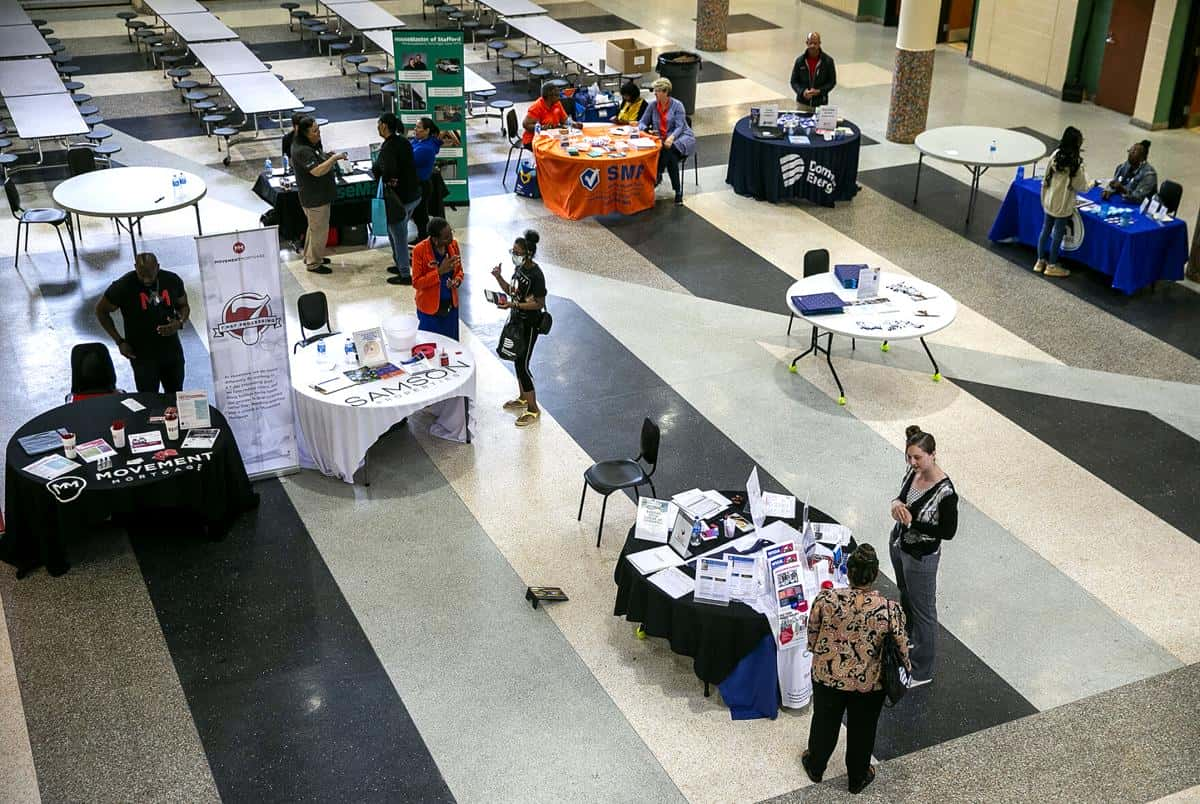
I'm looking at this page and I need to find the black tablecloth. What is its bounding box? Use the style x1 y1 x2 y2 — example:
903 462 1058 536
1 394 257 576
612 490 837 685
725 116 861 205
253 173 375 242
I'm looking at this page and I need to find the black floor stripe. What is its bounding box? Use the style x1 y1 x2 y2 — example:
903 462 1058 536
128 480 456 802
597 201 796 312
698 62 743 83
562 13 638 33
693 13 781 34
952 377 1200 543
857 164 1200 361
460 296 1037 758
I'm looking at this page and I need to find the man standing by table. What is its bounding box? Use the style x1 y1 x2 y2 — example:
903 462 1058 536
790 32 836 112
1102 140 1157 204
95 252 190 393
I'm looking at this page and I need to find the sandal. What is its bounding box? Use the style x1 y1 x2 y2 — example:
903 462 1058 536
502 398 527 411
514 410 540 428
800 750 822 784
849 765 875 795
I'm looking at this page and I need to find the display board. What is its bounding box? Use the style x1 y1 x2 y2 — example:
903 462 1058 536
195 227 299 478
392 29 468 205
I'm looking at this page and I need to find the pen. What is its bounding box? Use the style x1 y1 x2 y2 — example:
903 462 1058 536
153 196 164 204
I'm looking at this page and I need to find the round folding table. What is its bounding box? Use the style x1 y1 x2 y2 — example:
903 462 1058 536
532 125 659 219
913 126 1046 225
786 270 957 404
52 166 206 253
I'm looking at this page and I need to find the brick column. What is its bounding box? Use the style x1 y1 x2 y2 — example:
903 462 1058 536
885 0 939 144
695 0 729 52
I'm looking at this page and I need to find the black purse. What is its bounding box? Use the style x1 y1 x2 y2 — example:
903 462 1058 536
880 601 908 707
537 309 552 335
496 318 527 361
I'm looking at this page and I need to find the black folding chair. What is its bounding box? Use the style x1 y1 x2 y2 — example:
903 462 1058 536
578 418 660 547
294 291 338 352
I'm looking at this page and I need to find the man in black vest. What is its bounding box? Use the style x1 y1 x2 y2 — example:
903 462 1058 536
790 32 837 112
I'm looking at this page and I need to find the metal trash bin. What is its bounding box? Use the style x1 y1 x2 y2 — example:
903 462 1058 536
655 51 702 116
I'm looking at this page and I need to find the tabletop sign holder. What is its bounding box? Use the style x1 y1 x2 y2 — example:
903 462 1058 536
525 586 568 609
814 106 838 132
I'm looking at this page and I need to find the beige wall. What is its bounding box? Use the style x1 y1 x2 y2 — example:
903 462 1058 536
802 0 859 19
1132 0 1177 125
972 0 1078 93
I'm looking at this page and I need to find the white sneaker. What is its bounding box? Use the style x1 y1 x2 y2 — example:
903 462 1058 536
906 677 932 689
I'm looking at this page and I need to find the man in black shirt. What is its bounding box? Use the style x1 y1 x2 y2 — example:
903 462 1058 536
95 252 190 393
290 116 347 274
790 32 837 112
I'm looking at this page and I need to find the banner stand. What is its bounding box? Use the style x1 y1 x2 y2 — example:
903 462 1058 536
195 226 301 480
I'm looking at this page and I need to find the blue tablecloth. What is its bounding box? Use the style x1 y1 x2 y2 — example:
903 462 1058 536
988 177 1189 294
725 116 861 205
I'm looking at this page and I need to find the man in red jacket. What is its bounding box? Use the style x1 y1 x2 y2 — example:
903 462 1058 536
409 217 463 340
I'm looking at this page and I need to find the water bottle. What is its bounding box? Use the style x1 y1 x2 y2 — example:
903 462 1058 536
179 172 187 190
263 158 273 178
988 139 997 158
283 155 290 175
316 339 326 356
344 338 355 364
533 122 541 139
171 172 181 198
689 517 703 548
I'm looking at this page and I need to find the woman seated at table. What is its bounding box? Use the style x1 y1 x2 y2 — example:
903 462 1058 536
411 116 441 242
638 77 695 206
522 83 569 147
616 81 645 124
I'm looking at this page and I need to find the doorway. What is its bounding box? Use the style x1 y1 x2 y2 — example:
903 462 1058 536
1095 0 1154 115
937 0 974 44
1167 0 1200 128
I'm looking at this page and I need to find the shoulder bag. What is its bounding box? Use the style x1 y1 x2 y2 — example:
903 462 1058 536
537 308 552 335
496 317 527 362
880 601 908 707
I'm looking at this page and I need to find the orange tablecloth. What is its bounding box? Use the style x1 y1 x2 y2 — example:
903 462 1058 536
532 127 659 220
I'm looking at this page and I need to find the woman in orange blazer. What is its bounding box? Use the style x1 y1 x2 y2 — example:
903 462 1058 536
409 216 463 340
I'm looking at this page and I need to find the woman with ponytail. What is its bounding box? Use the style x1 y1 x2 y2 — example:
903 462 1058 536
888 425 958 688
490 229 547 428
1036 125 1088 278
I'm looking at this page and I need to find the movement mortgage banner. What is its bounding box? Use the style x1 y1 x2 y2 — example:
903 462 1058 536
392 29 468 204
195 227 298 477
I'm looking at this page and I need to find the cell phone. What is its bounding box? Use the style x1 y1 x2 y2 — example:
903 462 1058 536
484 290 508 305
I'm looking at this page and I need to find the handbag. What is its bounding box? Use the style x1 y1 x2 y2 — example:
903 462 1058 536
537 309 552 335
371 179 389 237
496 317 527 361
880 601 908 707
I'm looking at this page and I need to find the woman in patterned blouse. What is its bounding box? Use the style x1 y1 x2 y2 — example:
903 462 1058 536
803 544 909 795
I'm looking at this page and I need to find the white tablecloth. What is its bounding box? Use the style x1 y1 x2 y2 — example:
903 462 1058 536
291 332 475 482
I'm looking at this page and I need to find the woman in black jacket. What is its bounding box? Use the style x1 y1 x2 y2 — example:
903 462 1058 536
372 112 422 286
888 425 958 688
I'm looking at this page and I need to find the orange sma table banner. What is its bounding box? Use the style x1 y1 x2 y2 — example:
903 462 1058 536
533 132 659 220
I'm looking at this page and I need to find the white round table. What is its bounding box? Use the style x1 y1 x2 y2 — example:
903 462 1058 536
52 166 207 254
290 332 475 483
913 126 1046 225
786 270 957 404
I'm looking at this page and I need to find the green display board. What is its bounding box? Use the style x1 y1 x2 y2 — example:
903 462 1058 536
392 29 468 205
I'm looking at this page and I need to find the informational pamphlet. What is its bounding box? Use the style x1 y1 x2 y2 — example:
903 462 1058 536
765 540 800 571
23 453 81 480
857 266 881 300
726 553 760 601
694 556 731 606
75 438 117 464
121 398 147 412
128 430 165 454
353 327 387 368
626 545 686 576
761 492 796 519
773 563 807 612
175 390 211 429
181 428 220 450
815 106 838 132
18 428 71 456
647 566 694 599
672 488 725 520
759 102 779 127
811 522 852 547
777 609 806 649
634 497 677 544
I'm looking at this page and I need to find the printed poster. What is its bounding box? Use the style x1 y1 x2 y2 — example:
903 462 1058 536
393 29 468 205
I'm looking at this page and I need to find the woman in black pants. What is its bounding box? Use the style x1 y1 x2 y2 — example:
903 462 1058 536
490 229 546 428
889 425 958 687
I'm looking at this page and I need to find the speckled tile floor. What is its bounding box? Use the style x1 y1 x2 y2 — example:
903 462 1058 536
1 0 1199 802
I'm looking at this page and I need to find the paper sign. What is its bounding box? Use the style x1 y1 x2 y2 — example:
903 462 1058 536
726 553 760 601
746 467 765 531
815 106 837 131
635 498 676 544
176 390 211 430
857 267 881 300
694 556 731 606
759 103 779 127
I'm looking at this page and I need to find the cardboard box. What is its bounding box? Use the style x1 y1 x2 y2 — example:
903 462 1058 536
606 38 652 74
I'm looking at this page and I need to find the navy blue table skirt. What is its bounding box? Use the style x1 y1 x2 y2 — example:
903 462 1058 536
725 116 861 205
988 178 1189 294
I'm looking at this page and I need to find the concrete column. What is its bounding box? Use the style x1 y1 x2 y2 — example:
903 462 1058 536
885 0 940 144
695 0 729 52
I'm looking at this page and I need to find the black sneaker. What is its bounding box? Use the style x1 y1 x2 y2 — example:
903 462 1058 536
800 751 822 784
387 274 412 285
321 257 331 264
386 265 402 275
849 765 876 795
306 264 332 274
674 193 684 205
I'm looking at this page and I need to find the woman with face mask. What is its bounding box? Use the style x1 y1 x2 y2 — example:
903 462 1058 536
888 425 958 688
489 229 546 428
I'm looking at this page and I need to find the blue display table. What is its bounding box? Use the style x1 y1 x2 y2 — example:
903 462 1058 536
988 177 1189 294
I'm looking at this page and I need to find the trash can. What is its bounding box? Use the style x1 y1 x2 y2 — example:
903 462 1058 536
656 51 702 116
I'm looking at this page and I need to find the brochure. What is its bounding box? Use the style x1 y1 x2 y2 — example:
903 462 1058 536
726 553 760 601
857 266 881 300
634 497 676 544
811 522 852 547
647 566 694 600
23 454 81 480
671 488 724 520
175 390 211 429
75 438 117 464
759 102 779 127
762 492 797 519
694 556 731 606
121 398 147 412
484 289 509 305
18 428 71 456
353 327 387 368
777 609 806 649
181 428 220 450
128 430 165 454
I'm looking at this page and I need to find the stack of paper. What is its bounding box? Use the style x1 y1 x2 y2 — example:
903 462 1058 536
648 566 694 599
671 489 730 520
626 546 685 575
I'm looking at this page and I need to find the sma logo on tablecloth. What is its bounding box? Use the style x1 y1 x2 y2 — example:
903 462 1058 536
580 167 601 192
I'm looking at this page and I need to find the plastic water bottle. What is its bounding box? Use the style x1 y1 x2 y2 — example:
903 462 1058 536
988 139 997 158
283 155 290 175
533 122 541 139
316 339 326 356
179 172 187 190
344 338 355 364
263 158 273 178
689 517 703 548
171 172 181 198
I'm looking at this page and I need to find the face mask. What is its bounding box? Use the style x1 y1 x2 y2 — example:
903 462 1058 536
511 253 523 267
